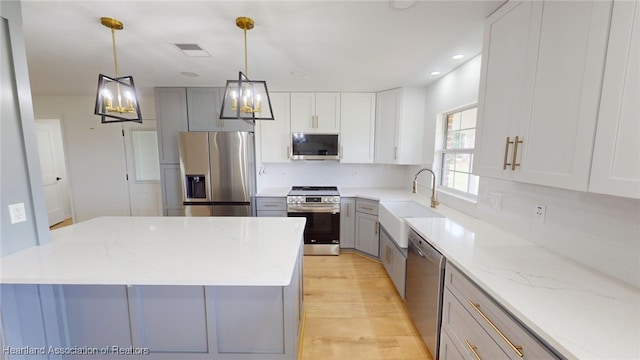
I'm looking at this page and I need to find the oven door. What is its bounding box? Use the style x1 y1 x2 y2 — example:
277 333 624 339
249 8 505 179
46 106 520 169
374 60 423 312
287 208 340 245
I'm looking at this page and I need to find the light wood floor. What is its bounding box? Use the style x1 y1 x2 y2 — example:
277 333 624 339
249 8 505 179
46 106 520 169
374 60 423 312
50 218 73 230
301 252 432 360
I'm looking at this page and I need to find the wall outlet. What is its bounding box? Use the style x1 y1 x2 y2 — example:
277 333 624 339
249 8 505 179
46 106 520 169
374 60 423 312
535 204 546 223
8 203 27 224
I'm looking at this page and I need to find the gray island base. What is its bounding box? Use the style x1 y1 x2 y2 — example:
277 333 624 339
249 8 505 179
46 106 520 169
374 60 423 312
1 217 305 359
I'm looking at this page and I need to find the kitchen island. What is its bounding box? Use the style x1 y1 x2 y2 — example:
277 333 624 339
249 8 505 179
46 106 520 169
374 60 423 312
1 216 306 360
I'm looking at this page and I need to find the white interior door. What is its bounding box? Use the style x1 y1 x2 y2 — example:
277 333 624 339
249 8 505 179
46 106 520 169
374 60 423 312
35 119 71 226
123 121 162 216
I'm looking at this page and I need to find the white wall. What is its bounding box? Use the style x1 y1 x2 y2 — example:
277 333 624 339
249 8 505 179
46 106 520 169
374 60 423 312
32 95 155 222
422 54 640 288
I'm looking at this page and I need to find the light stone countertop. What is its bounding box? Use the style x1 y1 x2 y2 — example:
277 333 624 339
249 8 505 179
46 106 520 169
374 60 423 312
0 216 306 286
338 186 640 360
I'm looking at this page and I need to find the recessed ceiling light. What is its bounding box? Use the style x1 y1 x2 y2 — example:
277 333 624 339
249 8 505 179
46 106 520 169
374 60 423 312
389 0 417 10
290 71 307 77
430 71 441 76
452 54 464 60
181 71 199 77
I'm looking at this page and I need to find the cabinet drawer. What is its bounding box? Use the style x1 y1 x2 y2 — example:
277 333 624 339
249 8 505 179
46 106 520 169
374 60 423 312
355 198 378 215
256 197 287 211
256 210 287 217
442 288 508 360
445 264 559 359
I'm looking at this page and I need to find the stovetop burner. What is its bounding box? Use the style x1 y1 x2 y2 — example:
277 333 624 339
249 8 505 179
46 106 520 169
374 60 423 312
288 186 339 196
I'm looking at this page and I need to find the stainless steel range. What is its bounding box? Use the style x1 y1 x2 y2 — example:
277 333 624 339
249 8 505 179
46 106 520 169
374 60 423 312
287 186 340 256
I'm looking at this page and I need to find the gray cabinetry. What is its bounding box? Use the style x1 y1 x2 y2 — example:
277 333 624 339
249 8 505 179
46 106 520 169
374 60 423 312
354 198 379 257
155 87 188 164
441 263 559 360
379 226 407 299
339 198 356 248
187 87 254 132
256 197 287 217
160 164 183 216
9 249 304 360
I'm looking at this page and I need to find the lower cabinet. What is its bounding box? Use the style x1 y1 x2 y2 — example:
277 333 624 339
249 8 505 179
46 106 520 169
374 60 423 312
354 198 379 257
256 197 287 217
379 226 407 299
339 198 356 248
441 263 559 360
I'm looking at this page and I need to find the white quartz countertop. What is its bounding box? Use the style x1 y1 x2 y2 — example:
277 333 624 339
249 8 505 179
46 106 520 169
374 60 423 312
0 216 305 286
255 186 640 359
405 211 640 360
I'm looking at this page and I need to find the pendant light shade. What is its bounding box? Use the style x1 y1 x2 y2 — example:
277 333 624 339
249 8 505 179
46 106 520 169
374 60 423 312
94 17 143 124
220 17 274 121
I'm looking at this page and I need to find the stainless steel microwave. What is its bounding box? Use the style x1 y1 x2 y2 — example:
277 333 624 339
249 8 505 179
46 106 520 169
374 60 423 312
291 133 339 160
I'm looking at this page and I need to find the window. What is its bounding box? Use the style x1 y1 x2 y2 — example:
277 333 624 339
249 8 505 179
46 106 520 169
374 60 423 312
132 130 160 181
441 107 479 196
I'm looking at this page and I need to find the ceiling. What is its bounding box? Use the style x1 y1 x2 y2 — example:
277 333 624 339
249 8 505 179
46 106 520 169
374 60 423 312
20 0 505 97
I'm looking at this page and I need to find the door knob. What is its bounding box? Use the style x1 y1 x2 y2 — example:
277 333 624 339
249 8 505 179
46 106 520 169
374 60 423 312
56 177 62 181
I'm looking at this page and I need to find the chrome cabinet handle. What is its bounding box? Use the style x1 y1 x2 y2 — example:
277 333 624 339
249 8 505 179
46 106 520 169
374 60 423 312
465 340 482 360
394 146 398 160
287 146 290 159
346 203 350 218
359 205 374 211
467 300 524 357
374 221 379 235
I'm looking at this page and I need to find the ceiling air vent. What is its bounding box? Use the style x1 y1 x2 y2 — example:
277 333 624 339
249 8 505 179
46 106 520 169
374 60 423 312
173 43 211 57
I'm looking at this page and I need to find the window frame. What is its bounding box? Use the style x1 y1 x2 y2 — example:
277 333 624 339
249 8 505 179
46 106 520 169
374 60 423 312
439 105 479 199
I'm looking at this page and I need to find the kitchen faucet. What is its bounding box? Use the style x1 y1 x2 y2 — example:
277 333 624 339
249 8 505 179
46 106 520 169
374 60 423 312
412 168 439 208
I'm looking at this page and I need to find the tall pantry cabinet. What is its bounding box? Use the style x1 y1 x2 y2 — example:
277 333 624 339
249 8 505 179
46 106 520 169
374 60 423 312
473 1 612 192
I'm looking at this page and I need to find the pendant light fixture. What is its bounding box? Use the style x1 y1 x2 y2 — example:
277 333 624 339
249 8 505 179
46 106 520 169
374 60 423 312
220 17 274 121
94 17 143 124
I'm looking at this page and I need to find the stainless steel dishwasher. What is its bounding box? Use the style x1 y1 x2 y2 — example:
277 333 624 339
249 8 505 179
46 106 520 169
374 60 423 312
406 228 446 359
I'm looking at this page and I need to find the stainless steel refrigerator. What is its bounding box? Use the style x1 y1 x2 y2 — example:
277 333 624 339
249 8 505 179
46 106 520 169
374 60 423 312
178 131 256 216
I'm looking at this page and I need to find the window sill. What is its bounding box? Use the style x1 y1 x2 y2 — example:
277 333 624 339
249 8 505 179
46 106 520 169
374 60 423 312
438 188 478 205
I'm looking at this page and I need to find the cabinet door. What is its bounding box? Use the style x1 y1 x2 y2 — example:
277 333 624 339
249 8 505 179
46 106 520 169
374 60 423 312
395 88 425 165
128 286 209 354
355 211 379 257
340 93 375 163
155 88 188 164
258 92 291 162
160 164 183 216
315 92 340 133
290 92 315 132
340 198 356 248
187 87 223 131
474 2 536 179
590 0 640 199
514 1 612 191
375 89 400 164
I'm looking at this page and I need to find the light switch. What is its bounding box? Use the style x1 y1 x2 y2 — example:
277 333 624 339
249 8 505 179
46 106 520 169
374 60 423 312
8 203 27 224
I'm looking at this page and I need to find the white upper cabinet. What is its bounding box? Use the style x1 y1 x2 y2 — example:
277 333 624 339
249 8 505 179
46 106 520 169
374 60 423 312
374 88 425 165
474 1 613 192
258 93 291 163
590 1 640 199
290 92 340 133
340 93 376 163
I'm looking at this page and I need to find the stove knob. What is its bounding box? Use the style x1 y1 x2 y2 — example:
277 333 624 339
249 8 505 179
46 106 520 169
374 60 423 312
323 198 329 203
333 196 340 203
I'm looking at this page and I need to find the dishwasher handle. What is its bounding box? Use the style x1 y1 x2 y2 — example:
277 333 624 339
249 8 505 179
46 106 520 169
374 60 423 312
409 232 444 266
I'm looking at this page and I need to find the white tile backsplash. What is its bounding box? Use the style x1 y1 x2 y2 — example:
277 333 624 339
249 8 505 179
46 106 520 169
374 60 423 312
256 162 411 191
440 177 640 288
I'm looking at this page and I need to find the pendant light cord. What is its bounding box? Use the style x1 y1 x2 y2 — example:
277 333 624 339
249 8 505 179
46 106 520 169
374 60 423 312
243 28 248 75
111 27 120 77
